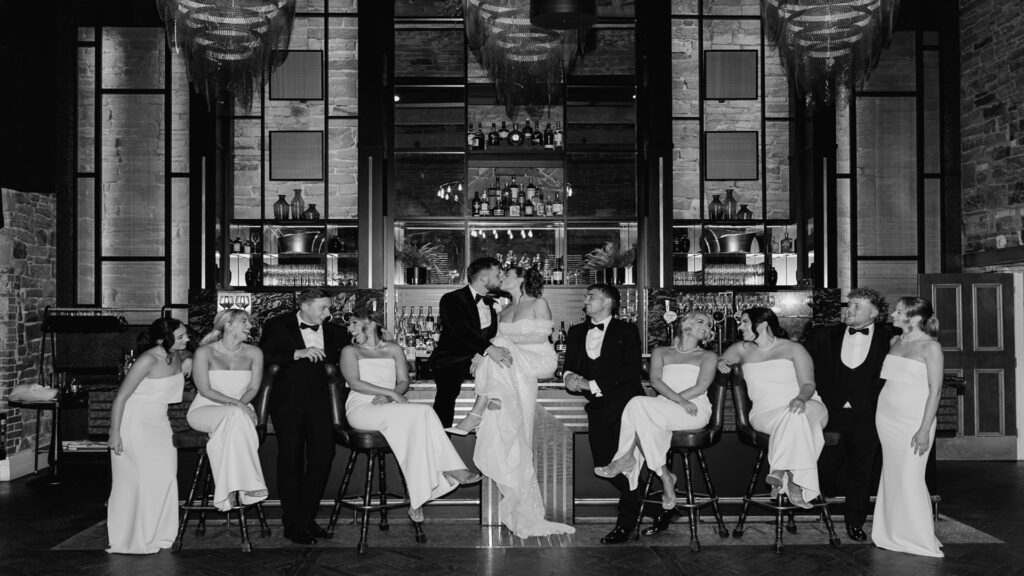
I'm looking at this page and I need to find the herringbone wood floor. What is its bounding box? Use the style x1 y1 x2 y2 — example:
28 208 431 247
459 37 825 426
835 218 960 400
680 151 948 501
1 460 1021 575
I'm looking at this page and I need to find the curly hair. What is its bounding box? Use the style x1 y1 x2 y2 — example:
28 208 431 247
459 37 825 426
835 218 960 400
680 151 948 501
509 265 544 298
349 306 389 344
847 287 888 323
744 307 789 340
138 317 184 363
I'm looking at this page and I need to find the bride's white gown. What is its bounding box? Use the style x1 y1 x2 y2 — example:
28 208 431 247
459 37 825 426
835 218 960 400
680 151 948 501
473 318 576 538
744 359 828 504
611 363 713 490
871 355 943 557
346 358 467 509
186 370 269 511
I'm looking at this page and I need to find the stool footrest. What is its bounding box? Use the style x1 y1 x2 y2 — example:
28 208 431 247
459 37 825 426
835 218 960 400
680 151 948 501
642 491 720 512
744 493 829 514
335 495 411 513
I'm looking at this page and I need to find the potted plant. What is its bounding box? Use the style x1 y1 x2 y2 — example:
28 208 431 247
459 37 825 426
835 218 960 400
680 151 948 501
583 242 637 285
397 241 443 285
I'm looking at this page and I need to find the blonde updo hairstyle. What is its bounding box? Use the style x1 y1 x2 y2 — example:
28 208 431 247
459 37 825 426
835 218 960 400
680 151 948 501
349 307 391 346
199 308 250 346
673 311 712 347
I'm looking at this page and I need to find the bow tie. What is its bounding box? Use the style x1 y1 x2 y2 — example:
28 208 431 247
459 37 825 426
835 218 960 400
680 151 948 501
300 322 320 332
475 294 495 306
588 321 605 331
848 327 869 336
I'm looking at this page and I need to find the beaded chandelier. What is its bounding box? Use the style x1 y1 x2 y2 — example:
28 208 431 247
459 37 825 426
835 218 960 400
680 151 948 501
762 0 901 108
156 0 296 111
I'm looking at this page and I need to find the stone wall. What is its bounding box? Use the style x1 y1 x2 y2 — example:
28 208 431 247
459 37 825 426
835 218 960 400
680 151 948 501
960 0 1024 256
0 189 57 461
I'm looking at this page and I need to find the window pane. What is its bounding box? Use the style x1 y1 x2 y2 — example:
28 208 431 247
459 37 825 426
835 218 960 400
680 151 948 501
923 50 940 174
102 261 165 323
855 97 917 256
672 17 700 117
567 85 635 152
395 153 466 218
171 179 189 304
102 28 165 90
395 0 448 17
574 27 634 77
863 32 916 92
395 226 466 285
395 28 464 78
328 119 359 219
925 178 942 273
297 0 325 12
705 0 760 16
328 17 359 116
234 119 262 220
567 224 639 286
102 94 165 257
78 177 96 305
672 120 700 219
598 0 634 17
856 260 917 306
171 49 189 173
78 46 95 173
837 178 851 295
764 44 790 118
672 0 698 15
566 152 635 218
469 225 559 275
765 121 791 219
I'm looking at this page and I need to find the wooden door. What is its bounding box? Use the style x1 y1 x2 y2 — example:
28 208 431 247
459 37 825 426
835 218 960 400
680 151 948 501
919 273 1016 459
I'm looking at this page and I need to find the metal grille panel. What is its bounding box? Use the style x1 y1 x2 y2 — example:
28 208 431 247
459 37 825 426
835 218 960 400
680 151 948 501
705 131 758 180
269 131 324 181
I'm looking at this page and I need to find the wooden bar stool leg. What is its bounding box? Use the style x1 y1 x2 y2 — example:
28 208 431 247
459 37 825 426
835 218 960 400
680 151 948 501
357 451 375 554
695 449 728 538
786 511 797 534
254 502 271 537
633 462 659 539
172 449 206 552
237 497 253 552
681 451 700 552
774 492 785 553
196 454 212 536
377 452 389 531
733 449 765 538
328 451 359 533
819 498 841 547
398 470 427 543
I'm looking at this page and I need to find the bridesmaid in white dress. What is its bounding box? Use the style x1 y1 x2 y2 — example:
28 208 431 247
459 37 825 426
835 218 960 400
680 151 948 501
597 311 717 510
872 297 944 557
340 307 482 522
187 309 269 511
718 307 828 508
106 318 190 554
455 266 576 537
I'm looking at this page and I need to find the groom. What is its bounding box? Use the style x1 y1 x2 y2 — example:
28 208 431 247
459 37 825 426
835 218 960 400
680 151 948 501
804 288 892 542
563 283 645 544
429 256 512 427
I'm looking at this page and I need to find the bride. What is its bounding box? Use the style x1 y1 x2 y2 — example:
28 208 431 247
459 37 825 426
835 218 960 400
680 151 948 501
448 265 576 538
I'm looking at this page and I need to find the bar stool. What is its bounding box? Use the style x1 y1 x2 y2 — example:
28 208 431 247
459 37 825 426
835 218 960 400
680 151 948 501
325 365 426 554
634 370 732 551
730 373 841 553
171 364 276 552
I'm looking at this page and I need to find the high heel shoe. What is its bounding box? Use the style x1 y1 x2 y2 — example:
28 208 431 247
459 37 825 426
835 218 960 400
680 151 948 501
408 506 424 523
443 470 483 486
594 456 635 479
661 472 678 510
445 411 483 436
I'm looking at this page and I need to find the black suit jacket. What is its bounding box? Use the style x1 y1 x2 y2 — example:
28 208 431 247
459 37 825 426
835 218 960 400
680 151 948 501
563 317 644 416
805 323 893 417
259 312 350 410
429 286 499 371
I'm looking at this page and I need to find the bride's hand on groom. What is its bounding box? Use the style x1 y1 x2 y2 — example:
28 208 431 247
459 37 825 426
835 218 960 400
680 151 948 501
485 346 513 368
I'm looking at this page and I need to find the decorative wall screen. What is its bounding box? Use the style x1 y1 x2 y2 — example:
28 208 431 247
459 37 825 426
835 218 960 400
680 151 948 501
269 131 324 181
270 50 324 101
705 50 758 100
704 131 759 181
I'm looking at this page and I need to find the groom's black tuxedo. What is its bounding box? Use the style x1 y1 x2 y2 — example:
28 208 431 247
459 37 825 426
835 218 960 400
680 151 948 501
429 285 499 426
804 322 892 527
563 316 644 530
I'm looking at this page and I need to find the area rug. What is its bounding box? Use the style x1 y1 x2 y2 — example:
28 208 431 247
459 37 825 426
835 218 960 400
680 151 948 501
53 515 1001 551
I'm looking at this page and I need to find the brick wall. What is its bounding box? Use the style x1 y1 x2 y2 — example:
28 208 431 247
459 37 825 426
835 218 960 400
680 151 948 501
960 0 1024 256
0 189 57 460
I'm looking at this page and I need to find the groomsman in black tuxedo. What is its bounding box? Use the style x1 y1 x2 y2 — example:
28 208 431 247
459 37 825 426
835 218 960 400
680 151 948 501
563 283 645 544
429 257 512 427
259 289 350 545
804 288 892 542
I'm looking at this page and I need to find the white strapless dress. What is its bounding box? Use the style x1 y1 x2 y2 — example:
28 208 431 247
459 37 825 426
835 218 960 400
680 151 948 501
472 319 575 537
743 359 827 504
872 355 943 557
345 358 468 509
107 373 183 554
612 363 713 490
186 370 268 511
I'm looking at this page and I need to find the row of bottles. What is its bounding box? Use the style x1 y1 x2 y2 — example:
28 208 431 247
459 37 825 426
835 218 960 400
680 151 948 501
496 252 566 285
272 189 321 221
472 175 564 218
672 228 796 254
230 232 354 254
707 189 753 221
395 305 439 361
467 120 564 150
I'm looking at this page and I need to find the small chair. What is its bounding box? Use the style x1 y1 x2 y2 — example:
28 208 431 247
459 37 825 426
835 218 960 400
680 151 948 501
171 364 276 552
731 373 841 553
634 369 732 552
325 364 426 554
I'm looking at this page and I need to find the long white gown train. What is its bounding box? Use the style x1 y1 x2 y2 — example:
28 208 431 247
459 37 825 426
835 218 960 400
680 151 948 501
345 358 467 509
186 369 269 511
743 359 827 504
611 363 713 490
107 373 183 554
473 319 576 537
871 355 943 557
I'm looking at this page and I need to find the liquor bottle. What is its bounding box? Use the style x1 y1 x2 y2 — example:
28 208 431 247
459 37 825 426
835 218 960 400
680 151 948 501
424 306 435 332
552 258 564 284
524 194 535 217
531 120 544 146
780 230 794 253
553 121 564 149
231 236 243 254
498 121 510 143
508 121 524 146
535 190 547 217
509 175 520 198
475 122 486 150
242 237 253 254
491 179 505 217
466 122 477 149
488 122 500 147
509 193 521 217
395 313 407 347
525 178 537 201
551 190 563 216
472 191 481 216
543 122 555 150
522 119 534 144
480 190 490 216
542 258 552 283
555 321 568 353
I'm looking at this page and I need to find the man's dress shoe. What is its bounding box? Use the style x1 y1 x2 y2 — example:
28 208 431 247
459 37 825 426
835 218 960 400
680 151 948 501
284 527 316 545
642 510 677 536
307 523 333 540
846 524 868 542
600 525 631 544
